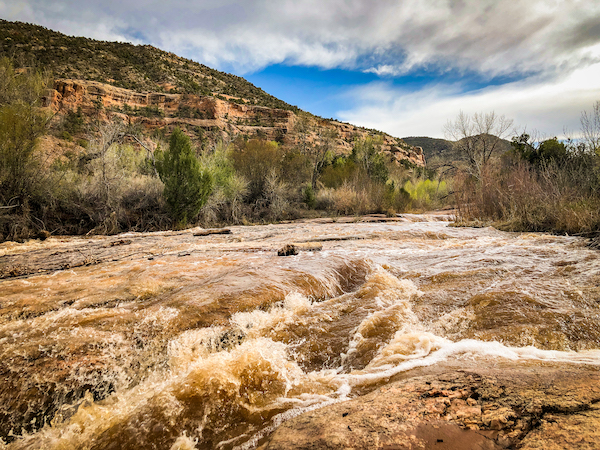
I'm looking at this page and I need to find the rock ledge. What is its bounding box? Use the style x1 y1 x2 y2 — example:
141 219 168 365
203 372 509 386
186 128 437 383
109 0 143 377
260 364 600 449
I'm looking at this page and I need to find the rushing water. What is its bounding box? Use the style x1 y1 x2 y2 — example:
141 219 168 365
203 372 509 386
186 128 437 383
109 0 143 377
1 213 600 449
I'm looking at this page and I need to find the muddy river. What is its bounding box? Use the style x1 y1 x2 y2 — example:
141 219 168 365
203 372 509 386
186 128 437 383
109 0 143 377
1 213 599 449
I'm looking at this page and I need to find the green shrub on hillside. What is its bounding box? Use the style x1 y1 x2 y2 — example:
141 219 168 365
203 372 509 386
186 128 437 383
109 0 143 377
62 107 85 135
155 128 212 227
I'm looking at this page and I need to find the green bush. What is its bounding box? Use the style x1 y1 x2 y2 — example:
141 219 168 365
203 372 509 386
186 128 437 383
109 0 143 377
60 130 73 141
403 179 448 210
383 180 410 213
231 139 281 201
199 142 248 224
303 185 316 209
155 128 212 227
63 107 85 135
351 136 389 184
320 157 357 188
0 58 50 214
137 105 164 118
511 134 568 167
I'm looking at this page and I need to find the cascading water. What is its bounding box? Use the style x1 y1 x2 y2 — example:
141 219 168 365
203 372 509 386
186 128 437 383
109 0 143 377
1 214 600 449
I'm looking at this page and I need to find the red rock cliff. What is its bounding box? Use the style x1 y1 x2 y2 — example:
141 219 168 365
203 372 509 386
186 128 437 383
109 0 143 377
44 79 425 167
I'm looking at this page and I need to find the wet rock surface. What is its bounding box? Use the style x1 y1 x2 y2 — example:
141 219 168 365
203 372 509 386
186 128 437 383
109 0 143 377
277 243 323 256
260 364 600 450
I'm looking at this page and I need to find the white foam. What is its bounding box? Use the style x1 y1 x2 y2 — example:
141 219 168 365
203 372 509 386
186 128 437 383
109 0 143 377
168 326 229 371
341 266 421 366
141 306 180 325
170 433 198 450
339 337 600 388
367 332 449 368
230 292 312 338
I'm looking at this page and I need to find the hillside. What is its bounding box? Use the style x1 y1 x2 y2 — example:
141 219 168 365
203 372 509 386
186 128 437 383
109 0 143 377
403 135 511 168
0 19 431 241
0 19 424 167
0 19 296 111
402 136 456 166
43 78 424 166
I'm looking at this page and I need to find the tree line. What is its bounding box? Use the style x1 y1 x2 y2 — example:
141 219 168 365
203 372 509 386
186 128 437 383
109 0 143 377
4 54 598 242
445 108 600 234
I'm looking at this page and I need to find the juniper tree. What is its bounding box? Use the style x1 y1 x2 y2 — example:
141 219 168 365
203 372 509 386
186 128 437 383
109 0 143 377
351 135 388 184
155 128 212 227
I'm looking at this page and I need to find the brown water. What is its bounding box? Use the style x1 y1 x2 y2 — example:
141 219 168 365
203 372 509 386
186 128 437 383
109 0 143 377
1 214 600 449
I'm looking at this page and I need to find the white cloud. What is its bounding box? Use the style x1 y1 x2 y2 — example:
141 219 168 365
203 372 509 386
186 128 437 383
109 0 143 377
2 0 599 77
338 63 600 138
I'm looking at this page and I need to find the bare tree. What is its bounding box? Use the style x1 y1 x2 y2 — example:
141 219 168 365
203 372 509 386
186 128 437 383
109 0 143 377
293 113 337 189
580 101 600 155
86 119 126 228
293 112 312 155
444 111 514 180
309 127 338 190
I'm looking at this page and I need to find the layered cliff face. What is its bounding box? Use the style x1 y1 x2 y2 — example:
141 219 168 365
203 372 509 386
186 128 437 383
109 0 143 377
44 79 425 167
0 20 424 166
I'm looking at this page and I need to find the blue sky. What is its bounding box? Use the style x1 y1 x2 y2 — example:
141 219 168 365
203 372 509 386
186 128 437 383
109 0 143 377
245 64 525 123
246 65 380 118
2 0 600 138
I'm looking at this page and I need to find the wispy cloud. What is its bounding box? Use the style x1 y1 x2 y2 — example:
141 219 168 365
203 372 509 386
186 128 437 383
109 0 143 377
3 0 600 77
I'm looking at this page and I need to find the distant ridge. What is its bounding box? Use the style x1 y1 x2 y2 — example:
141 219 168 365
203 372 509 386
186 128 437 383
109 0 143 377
402 136 455 163
403 135 511 167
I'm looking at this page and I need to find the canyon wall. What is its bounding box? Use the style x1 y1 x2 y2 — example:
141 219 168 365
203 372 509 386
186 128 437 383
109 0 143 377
44 79 425 166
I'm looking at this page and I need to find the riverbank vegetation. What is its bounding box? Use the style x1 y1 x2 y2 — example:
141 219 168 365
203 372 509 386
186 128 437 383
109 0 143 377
0 57 447 241
3 52 597 243
447 109 600 236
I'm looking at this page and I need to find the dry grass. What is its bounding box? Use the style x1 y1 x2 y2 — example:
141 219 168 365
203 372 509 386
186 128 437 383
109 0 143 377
454 162 600 235
315 180 387 216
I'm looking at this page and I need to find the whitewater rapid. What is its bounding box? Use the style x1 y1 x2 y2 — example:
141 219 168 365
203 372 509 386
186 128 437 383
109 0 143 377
1 214 599 449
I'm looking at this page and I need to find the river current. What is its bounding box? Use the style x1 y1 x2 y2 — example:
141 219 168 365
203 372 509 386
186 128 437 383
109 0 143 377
1 213 600 449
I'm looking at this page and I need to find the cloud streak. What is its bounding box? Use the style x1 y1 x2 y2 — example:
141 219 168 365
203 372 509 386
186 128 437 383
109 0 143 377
2 0 599 77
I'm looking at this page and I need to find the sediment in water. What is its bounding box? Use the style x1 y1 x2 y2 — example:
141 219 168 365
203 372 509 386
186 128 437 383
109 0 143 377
1 217 599 449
